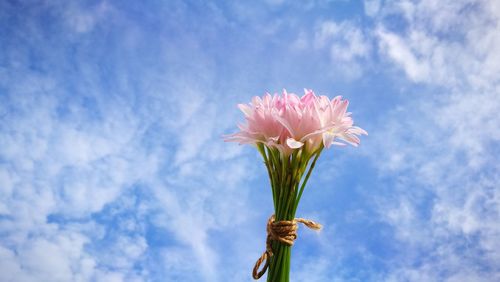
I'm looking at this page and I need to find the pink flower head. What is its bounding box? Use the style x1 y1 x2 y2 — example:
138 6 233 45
274 89 323 152
225 89 367 154
314 95 368 148
224 93 287 152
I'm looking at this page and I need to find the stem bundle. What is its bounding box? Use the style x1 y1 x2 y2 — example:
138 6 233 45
257 143 323 282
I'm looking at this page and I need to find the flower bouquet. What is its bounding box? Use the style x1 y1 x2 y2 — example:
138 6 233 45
225 89 366 281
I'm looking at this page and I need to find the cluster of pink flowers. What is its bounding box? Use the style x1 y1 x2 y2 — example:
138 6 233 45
225 89 367 155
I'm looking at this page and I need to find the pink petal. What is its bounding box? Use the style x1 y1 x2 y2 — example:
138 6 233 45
286 138 304 149
238 104 253 117
322 132 335 148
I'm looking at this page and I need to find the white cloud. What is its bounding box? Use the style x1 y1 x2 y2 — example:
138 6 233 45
4 0 498 281
376 28 431 82
0 91 155 281
315 21 371 61
0 228 99 282
313 20 372 78
366 0 500 280
376 0 500 89
0 86 255 281
364 0 381 17
0 2 279 282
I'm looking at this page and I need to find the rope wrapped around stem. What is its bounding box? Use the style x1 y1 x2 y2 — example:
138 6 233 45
252 214 322 279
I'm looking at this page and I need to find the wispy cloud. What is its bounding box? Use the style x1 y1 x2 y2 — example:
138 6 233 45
1 0 498 281
364 0 500 280
0 1 258 281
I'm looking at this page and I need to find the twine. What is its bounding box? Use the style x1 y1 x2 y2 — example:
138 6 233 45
252 214 322 279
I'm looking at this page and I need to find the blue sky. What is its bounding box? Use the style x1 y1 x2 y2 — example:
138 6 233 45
1 0 499 281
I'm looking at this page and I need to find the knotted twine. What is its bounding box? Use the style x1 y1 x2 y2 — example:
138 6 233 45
252 214 322 279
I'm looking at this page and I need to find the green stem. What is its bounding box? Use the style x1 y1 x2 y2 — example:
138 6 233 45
268 244 291 282
263 145 323 282
293 148 323 215
258 144 277 208
267 147 281 209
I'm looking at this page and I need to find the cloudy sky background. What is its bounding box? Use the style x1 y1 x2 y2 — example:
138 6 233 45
1 0 499 281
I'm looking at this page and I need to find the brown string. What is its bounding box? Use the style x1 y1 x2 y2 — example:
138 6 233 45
252 214 322 279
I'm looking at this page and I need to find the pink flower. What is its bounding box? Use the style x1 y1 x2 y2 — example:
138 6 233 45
274 90 323 152
314 95 368 148
224 93 288 152
225 89 367 154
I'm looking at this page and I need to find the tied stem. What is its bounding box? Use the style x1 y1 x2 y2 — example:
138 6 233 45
253 146 324 281
252 215 322 280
